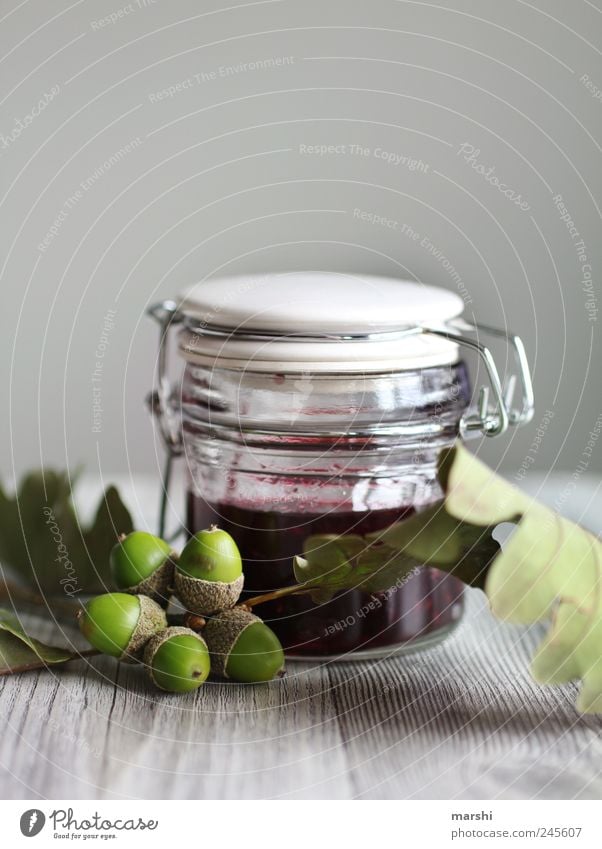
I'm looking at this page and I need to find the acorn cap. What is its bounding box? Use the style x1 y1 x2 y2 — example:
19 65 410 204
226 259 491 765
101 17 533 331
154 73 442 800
174 571 244 616
122 558 175 606
122 595 168 662
110 531 173 592
203 607 259 678
144 626 192 662
143 626 210 692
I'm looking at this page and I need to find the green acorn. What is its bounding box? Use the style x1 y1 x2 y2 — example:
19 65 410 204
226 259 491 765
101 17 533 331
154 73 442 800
204 607 285 683
110 531 174 605
78 592 167 661
144 626 211 693
175 526 244 615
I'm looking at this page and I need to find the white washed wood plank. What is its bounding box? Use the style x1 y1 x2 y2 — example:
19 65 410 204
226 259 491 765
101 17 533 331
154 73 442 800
2 591 601 800
1 652 354 799
324 593 602 800
90 659 354 800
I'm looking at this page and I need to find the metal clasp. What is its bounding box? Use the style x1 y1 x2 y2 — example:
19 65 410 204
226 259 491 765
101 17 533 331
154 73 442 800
146 300 183 537
423 319 534 438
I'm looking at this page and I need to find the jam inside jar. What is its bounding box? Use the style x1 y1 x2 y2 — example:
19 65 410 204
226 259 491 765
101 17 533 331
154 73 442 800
187 499 465 658
182 358 471 659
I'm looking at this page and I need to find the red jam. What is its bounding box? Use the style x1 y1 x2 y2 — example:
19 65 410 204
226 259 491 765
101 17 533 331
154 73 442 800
186 498 464 657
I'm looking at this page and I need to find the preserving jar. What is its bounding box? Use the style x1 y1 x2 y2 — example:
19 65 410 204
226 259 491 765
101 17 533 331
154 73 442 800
147 273 533 659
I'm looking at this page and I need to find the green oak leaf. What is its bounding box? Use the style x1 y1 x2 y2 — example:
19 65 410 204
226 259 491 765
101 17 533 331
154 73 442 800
292 442 602 714
376 503 501 590
293 533 421 602
0 608 84 675
441 445 602 715
0 471 134 597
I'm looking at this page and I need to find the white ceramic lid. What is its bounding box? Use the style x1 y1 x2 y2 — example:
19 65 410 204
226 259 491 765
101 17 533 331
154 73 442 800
178 273 464 372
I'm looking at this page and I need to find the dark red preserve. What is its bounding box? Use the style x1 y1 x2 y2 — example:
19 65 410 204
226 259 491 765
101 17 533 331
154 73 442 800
187 497 464 657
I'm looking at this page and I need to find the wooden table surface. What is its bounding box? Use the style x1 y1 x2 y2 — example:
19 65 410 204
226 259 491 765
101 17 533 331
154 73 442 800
1 475 601 800
1 590 601 801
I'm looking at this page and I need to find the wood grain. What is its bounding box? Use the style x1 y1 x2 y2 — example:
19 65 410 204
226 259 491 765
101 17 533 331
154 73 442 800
1 592 600 800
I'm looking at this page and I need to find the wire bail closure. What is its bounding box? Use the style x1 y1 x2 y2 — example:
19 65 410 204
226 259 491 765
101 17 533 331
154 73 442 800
424 318 534 437
146 300 183 537
146 299 534 535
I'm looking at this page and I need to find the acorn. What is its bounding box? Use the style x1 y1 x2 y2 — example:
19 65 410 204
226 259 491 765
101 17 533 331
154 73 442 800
110 531 174 605
78 592 167 662
144 626 211 693
204 607 285 682
174 526 244 615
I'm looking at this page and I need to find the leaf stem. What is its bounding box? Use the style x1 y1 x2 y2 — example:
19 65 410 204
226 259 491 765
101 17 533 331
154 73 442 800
0 648 100 677
241 583 316 608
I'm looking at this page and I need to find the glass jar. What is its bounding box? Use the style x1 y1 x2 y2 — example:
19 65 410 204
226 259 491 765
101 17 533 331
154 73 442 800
147 273 533 660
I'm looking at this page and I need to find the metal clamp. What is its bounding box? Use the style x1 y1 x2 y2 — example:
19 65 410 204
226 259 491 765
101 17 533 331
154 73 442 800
423 319 534 438
146 300 183 537
146 300 184 453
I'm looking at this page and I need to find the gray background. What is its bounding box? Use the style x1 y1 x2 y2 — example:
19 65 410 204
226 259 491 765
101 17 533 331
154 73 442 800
1 0 600 486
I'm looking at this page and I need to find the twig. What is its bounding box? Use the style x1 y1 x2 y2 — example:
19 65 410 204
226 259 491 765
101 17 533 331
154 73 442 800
0 648 101 677
241 583 316 608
